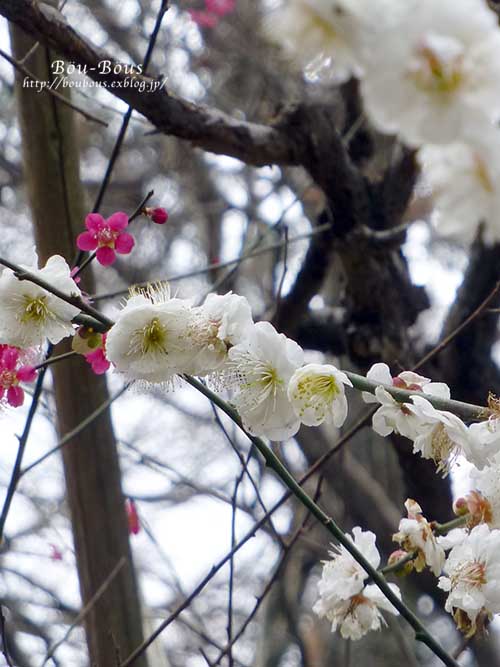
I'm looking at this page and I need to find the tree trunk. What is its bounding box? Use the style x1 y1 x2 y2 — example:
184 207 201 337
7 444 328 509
9 22 148 667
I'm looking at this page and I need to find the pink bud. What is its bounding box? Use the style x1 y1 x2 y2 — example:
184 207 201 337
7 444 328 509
126 498 140 535
453 497 469 516
145 207 169 225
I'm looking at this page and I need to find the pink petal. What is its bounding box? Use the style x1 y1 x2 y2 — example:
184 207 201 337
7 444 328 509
96 246 116 266
84 349 110 374
85 213 105 233
189 9 219 27
7 385 24 408
92 357 111 375
206 0 235 16
77 231 98 251
17 365 37 383
107 212 129 231
2 347 19 371
115 232 135 255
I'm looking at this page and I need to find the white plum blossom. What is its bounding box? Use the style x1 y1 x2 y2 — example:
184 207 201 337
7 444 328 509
315 527 380 601
407 395 482 474
315 583 401 640
468 420 500 468
362 363 449 439
467 455 500 529
362 364 450 403
0 254 81 347
266 0 372 82
313 527 400 639
439 524 500 635
287 363 352 427
420 126 500 245
105 284 194 384
224 321 304 440
186 292 254 376
393 499 445 576
361 0 500 145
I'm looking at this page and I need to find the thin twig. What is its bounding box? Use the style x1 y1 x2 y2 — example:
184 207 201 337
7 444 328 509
20 385 129 477
0 356 49 542
0 47 108 126
34 350 77 370
184 376 459 667
0 606 14 667
91 223 332 302
72 190 155 277
74 0 169 266
40 557 126 666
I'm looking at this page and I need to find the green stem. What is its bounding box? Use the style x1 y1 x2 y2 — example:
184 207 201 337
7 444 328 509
345 371 485 422
183 375 459 667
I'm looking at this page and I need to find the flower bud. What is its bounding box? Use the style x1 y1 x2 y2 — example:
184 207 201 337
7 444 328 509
453 496 469 516
145 207 169 225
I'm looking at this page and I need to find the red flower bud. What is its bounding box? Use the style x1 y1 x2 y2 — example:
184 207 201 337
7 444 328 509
145 207 169 225
126 498 140 535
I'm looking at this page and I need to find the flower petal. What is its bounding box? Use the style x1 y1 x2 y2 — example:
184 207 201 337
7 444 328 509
2 347 19 371
77 231 98 251
17 365 37 383
115 232 135 254
107 212 129 231
96 246 116 266
7 385 24 407
85 213 105 233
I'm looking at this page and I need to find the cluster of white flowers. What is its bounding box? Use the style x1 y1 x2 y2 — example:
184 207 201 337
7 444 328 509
269 0 500 243
313 527 401 640
363 363 498 475
105 285 353 440
4 255 500 644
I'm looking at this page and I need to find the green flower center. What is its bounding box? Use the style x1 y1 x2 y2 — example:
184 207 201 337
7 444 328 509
21 296 49 324
139 317 167 355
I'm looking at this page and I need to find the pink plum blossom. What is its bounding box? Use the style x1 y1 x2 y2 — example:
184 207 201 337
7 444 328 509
189 9 219 27
0 345 37 408
205 0 235 16
83 333 110 375
76 212 135 267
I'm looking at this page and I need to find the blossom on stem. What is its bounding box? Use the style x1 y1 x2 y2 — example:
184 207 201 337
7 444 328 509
287 363 352 427
144 207 169 225
393 499 445 576
408 395 490 473
224 321 303 440
361 0 500 145
186 292 254 376
105 284 195 384
362 363 449 440
0 345 37 408
77 212 134 266
438 524 500 636
313 527 401 639
460 455 500 529
0 255 82 347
